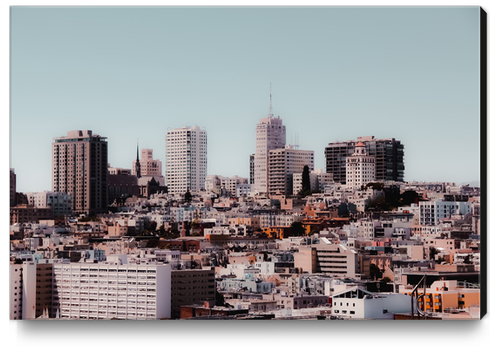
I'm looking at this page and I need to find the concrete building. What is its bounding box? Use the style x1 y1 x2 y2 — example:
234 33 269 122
165 126 207 194
171 269 216 319
268 146 314 195
325 136 404 184
10 169 16 207
52 262 171 320
419 199 472 226
52 130 108 215
249 154 255 185
332 286 412 319
346 142 376 191
254 99 286 193
26 191 72 217
10 205 53 225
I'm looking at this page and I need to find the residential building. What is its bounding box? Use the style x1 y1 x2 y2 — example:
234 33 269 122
52 130 108 215
325 136 404 184
346 142 376 191
249 154 255 185
10 169 16 207
332 286 412 319
171 269 216 319
26 191 72 217
268 146 314 195
419 199 472 226
166 126 207 194
10 205 53 225
52 262 172 320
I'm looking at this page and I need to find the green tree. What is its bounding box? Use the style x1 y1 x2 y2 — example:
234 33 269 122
301 165 311 197
184 190 192 203
370 264 383 280
290 222 306 236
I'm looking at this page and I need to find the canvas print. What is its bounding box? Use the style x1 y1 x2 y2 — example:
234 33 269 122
9 6 485 321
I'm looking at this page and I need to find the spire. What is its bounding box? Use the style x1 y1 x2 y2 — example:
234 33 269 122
268 82 274 118
135 140 141 179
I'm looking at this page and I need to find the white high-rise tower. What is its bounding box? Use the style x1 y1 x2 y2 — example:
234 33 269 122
254 86 286 194
165 126 207 194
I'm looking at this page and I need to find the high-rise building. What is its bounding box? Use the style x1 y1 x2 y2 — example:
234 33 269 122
346 142 376 190
52 130 108 215
249 154 255 185
325 136 404 184
165 126 207 194
268 146 314 195
254 92 286 194
10 169 16 207
133 148 163 178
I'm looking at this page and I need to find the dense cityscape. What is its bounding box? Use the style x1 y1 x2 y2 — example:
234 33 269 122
8 106 482 321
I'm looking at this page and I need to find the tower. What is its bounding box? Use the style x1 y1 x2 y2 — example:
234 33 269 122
165 126 207 194
52 130 108 215
254 86 286 194
346 141 376 190
134 142 141 179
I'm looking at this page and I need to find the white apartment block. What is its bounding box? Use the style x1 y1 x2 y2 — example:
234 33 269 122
166 126 207 194
346 142 376 191
269 146 314 195
133 148 163 177
205 175 248 196
419 199 472 226
52 263 171 320
26 191 72 217
254 115 286 194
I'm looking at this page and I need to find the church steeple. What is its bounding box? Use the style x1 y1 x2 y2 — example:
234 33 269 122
135 141 141 179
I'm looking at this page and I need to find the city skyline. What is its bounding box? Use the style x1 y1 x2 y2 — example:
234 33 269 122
10 7 481 194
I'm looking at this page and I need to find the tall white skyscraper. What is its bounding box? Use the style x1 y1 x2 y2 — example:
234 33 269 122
165 126 207 194
254 91 286 194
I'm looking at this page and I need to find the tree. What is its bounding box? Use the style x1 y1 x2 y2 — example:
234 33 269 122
300 165 311 197
184 190 192 203
370 264 383 280
290 222 306 236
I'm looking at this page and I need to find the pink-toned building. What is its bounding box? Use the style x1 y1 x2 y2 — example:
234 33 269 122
133 148 163 177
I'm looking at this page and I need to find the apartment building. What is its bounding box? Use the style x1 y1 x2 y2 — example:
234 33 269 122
325 136 404 184
52 263 171 320
26 191 72 217
171 269 216 319
346 142 376 191
52 130 108 215
166 126 207 194
268 146 314 195
419 199 472 226
10 205 53 225
10 169 16 207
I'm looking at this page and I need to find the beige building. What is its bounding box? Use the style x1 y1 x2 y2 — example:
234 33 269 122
254 103 286 194
52 130 108 215
346 142 376 191
269 146 314 195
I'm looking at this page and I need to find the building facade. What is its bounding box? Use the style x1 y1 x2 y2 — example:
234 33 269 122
133 148 163 178
268 146 314 195
166 126 207 194
52 262 171 320
254 109 286 194
325 136 404 184
25 191 72 217
52 130 108 215
346 142 376 191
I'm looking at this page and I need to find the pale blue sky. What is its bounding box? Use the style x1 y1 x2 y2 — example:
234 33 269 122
10 6 481 193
